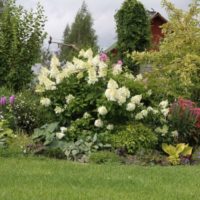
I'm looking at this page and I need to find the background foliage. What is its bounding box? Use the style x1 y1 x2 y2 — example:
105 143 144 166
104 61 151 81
0 0 46 91
132 0 200 102
60 2 98 62
115 0 150 73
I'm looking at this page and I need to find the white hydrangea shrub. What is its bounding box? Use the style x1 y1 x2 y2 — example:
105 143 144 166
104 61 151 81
36 48 170 136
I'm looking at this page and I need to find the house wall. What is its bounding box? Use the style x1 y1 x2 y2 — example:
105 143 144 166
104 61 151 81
151 16 165 47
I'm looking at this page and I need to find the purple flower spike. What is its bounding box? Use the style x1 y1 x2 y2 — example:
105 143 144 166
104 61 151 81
0 96 7 106
9 95 15 105
100 53 108 62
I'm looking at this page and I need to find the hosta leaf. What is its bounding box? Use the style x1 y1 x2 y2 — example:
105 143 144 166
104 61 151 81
85 142 92 147
182 146 193 156
65 150 71 157
72 149 79 156
168 155 180 165
162 143 176 155
45 122 59 133
176 143 187 154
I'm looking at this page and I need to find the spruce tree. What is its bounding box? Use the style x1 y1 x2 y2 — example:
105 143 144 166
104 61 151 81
115 0 150 73
60 1 98 61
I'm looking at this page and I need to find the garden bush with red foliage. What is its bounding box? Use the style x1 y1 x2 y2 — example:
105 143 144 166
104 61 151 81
170 98 200 145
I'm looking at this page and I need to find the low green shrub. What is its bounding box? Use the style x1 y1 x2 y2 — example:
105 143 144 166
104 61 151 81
0 119 15 149
12 90 55 134
32 122 112 162
111 124 158 154
89 151 122 164
0 133 33 157
0 87 13 97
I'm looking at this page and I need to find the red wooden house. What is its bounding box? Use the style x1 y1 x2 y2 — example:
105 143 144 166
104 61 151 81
106 11 167 54
148 10 168 48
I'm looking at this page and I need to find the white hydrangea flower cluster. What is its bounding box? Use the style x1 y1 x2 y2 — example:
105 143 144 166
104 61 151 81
112 62 122 75
135 110 148 120
56 126 67 140
133 95 165 120
38 72 56 91
155 125 169 136
135 99 170 121
50 55 60 78
126 103 136 111
159 100 170 117
126 95 142 112
37 49 109 92
105 79 130 105
65 94 75 104
40 97 51 107
94 119 104 128
106 124 114 130
54 106 64 114
97 106 108 116
78 49 108 83
83 112 91 119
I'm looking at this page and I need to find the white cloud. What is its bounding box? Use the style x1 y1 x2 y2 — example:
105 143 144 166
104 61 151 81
16 0 192 50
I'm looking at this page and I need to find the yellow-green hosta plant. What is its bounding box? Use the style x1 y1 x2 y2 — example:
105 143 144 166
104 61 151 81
162 143 193 165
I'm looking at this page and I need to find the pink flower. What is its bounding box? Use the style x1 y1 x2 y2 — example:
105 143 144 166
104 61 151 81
178 98 196 110
100 53 108 62
117 60 123 65
0 96 7 106
9 95 15 105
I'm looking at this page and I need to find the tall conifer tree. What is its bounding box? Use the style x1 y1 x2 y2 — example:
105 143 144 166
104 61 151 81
60 1 98 61
115 0 150 73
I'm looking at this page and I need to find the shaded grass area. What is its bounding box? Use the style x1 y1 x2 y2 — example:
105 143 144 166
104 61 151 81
0 156 200 200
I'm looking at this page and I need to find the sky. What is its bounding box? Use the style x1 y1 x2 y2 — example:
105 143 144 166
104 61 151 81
16 0 192 51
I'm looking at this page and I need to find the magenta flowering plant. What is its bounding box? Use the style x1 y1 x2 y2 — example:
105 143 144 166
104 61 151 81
9 95 15 105
0 95 15 132
0 96 7 106
0 95 15 107
0 95 15 123
0 95 15 106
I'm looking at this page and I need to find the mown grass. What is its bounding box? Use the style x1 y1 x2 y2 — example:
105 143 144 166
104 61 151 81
0 156 200 200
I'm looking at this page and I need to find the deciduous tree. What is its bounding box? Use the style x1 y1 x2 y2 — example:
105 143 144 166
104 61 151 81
0 0 46 91
132 0 200 102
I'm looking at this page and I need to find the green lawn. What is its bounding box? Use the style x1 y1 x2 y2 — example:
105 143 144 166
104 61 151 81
0 157 200 200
